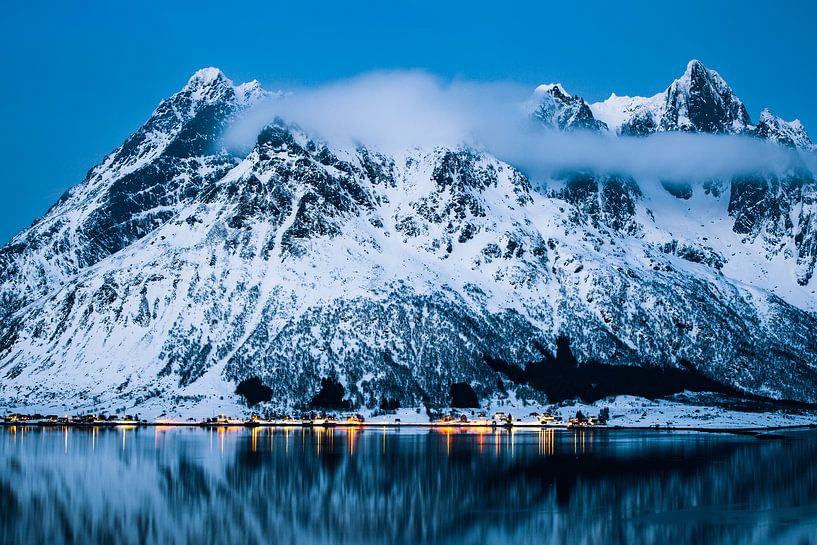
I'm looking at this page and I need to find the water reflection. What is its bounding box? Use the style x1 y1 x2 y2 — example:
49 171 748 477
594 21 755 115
1 426 817 545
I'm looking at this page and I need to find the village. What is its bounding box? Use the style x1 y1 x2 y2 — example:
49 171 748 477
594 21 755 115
0 409 609 429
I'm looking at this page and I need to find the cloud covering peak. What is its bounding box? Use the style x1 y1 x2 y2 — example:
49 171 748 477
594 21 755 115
222 71 816 182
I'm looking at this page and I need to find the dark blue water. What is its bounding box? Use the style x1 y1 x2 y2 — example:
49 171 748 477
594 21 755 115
1 426 816 544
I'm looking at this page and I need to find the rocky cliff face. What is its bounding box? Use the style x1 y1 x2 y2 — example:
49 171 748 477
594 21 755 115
1 63 816 413
659 59 752 134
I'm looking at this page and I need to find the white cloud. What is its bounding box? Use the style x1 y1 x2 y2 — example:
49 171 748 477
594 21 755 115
223 71 815 182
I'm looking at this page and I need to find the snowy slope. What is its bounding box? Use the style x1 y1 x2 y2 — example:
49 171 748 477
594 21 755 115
1 63 817 415
0 68 267 323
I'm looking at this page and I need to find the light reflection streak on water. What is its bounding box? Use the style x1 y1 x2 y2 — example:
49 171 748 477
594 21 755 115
348 427 357 456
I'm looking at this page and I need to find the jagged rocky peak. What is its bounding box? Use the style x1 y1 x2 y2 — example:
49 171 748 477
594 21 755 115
186 66 228 87
109 66 266 165
0 67 269 322
160 67 239 122
529 83 608 132
754 108 814 150
591 59 755 137
591 60 816 149
184 67 269 107
661 59 751 133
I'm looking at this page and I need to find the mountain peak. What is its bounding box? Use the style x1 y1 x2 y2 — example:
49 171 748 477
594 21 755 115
188 67 227 85
179 67 235 101
755 108 813 150
534 83 570 98
660 59 750 133
759 107 801 125
181 68 271 108
530 83 607 132
684 58 705 73
590 60 751 136
676 59 731 94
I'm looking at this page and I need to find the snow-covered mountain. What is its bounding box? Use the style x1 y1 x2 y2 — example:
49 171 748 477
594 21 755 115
1 62 816 415
590 60 814 149
528 83 608 132
754 108 814 150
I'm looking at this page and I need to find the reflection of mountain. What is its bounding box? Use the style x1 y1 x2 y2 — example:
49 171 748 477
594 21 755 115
2 428 817 545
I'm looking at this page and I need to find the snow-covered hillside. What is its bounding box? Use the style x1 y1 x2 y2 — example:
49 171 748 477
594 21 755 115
1 62 816 415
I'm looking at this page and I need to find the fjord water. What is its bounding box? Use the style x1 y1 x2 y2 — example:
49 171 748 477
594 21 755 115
1 426 816 545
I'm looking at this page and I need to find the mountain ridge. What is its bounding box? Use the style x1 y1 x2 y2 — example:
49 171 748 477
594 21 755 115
586 60 814 148
1 61 816 415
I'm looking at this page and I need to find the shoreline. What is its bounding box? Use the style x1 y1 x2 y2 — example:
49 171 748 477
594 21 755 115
3 420 816 433
5 393 816 432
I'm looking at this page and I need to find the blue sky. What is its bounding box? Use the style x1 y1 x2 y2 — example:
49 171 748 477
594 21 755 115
1 0 815 243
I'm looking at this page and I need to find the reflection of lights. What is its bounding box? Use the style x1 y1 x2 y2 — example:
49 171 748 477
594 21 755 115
118 425 135 452
313 426 335 455
437 426 456 456
348 427 358 456
471 426 490 455
538 428 555 456
251 426 260 453
64 426 68 453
